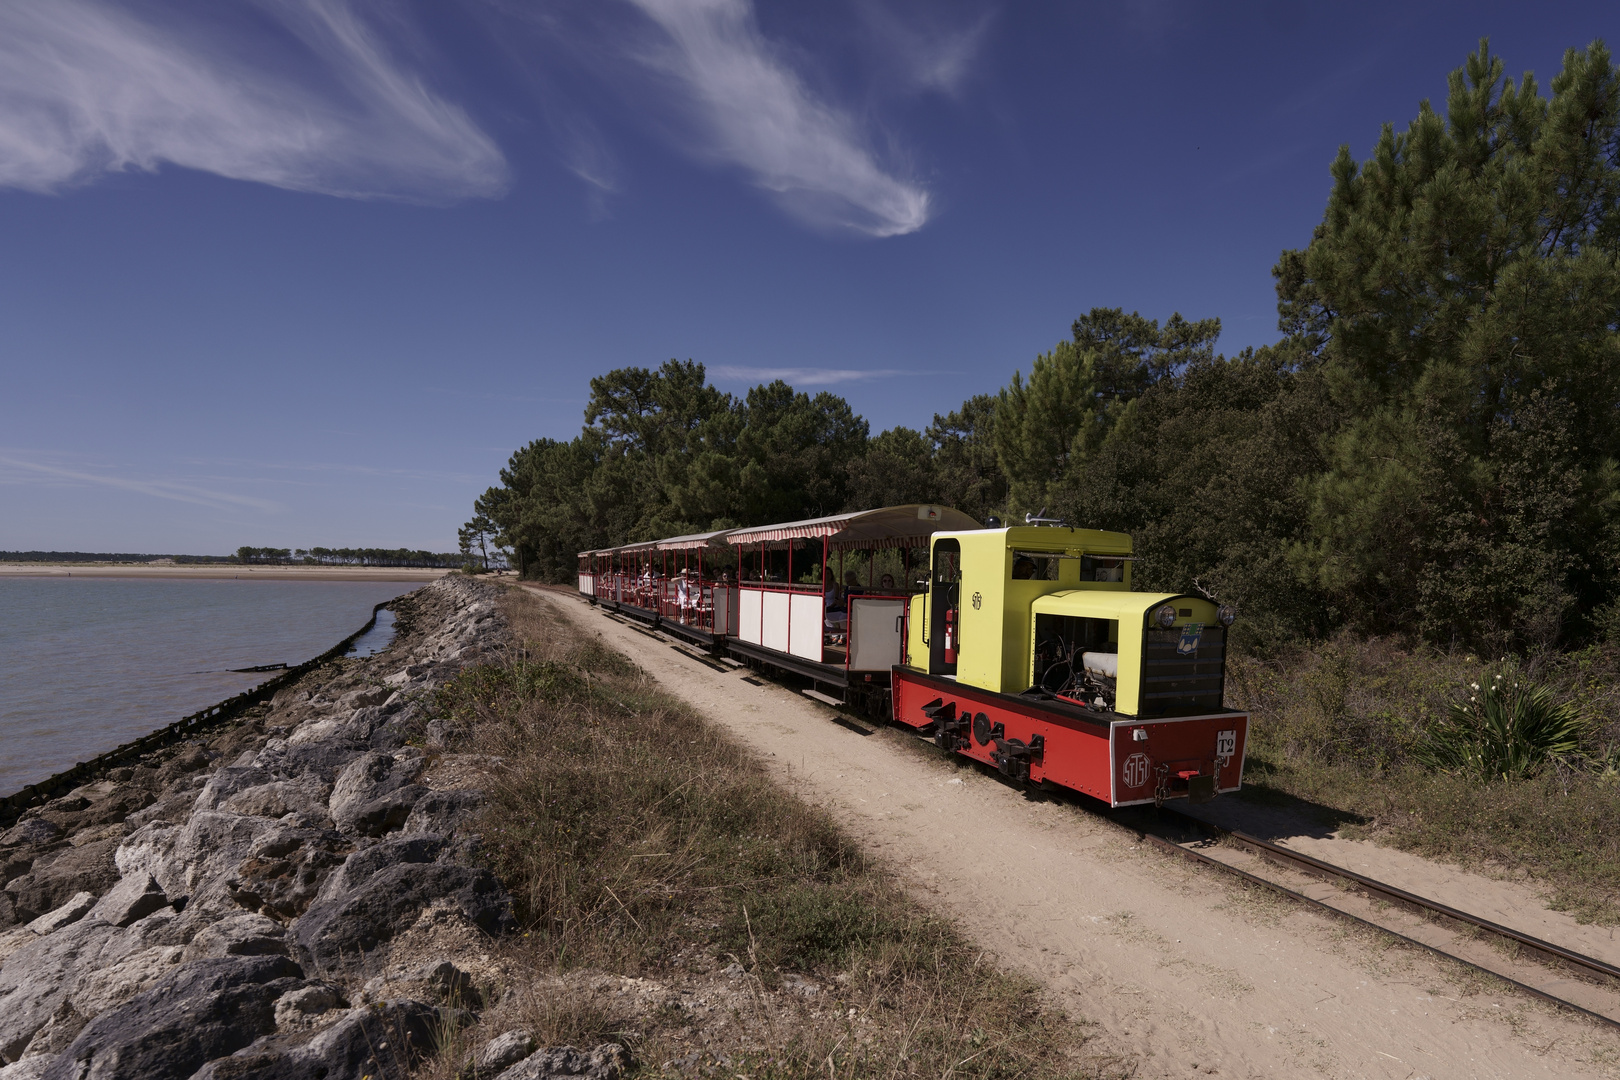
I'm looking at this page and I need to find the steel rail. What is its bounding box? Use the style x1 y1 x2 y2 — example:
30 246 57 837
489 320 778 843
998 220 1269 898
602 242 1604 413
1131 809 1620 1030
1166 810 1620 988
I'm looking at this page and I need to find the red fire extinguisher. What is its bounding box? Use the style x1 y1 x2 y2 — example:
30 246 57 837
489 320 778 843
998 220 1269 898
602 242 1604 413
944 607 958 664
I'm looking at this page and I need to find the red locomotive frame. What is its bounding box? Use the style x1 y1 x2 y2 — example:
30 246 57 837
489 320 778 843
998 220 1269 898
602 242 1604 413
891 666 1248 807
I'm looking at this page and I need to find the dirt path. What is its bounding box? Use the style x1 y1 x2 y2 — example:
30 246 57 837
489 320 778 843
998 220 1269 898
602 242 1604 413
539 591 1620 1079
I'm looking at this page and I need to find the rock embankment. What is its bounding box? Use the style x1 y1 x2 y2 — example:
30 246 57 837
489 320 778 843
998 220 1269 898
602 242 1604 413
0 577 623 1080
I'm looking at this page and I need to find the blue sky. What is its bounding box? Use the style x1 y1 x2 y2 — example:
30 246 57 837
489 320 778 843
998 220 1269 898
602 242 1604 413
0 0 1612 554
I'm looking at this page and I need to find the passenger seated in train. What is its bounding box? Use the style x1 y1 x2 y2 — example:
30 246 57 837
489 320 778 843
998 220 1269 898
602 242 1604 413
1012 556 1038 579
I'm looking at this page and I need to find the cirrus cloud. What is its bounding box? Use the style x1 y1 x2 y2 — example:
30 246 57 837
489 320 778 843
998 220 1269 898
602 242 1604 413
0 0 508 202
625 0 930 237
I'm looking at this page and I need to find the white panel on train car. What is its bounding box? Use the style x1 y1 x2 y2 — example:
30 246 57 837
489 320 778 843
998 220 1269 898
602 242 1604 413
739 588 764 644
762 591 790 652
788 593 823 662
711 586 739 636
848 598 905 671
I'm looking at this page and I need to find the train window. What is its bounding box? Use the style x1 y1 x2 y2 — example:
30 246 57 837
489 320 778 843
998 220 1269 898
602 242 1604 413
1010 554 1060 581
1080 555 1125 582
932 543 961 585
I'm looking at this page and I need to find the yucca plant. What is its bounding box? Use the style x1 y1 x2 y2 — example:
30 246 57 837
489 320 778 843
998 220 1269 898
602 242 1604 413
1416 670 1589 784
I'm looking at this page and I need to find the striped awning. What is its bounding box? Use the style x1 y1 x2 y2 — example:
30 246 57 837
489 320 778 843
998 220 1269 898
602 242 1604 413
725 504 981 550
655 529 734 551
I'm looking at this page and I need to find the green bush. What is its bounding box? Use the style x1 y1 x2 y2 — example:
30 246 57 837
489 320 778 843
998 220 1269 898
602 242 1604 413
1415 670 1588 782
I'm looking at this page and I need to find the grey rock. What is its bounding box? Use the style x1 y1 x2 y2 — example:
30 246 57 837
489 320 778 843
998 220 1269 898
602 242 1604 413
0 1055 55 1080
121 791 194 832
24 893 96 936
181 914 286 961
328 752 425 837
86 875 167 929
403 790 483 836
0 918 117 1063
193 768 272 813
494 1044 630 1080
0 895 15 932
342 786 425 838
164 811 281 903
254 741 364 785
5 840 119 923
18 1001 86 1061
188 999 438 1080
220 781 332 822
339 687 391 710
314 836 443 904
476 1030 535 1074
293 863 511 975
423 960 480 1007
39 955 301 1080
67 944 186 1016
0 821 59 849
271 983 339 1029
226 832 350 922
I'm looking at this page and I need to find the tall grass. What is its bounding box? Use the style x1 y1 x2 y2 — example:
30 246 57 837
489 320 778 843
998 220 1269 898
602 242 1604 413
418 587 1123 1079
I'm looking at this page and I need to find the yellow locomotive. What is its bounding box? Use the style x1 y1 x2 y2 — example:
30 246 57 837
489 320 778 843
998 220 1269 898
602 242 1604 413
894 523 1246 806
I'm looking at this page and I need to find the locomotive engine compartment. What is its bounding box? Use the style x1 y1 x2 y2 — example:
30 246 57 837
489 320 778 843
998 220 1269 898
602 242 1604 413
1032 612 1119 710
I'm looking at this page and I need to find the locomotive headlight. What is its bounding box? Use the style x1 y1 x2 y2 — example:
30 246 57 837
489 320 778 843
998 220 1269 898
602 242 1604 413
1217 604 1237 627
1153 604 1177 629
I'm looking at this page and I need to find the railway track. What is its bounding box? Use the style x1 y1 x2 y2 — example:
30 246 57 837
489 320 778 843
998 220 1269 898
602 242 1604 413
1122 805 1620 1030
573 592 1620 1034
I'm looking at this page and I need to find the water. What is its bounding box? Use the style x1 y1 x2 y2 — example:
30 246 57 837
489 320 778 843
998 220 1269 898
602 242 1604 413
0 578 424 794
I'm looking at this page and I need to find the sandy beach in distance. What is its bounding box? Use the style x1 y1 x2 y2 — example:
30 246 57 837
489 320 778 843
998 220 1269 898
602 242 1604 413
0 562 455 581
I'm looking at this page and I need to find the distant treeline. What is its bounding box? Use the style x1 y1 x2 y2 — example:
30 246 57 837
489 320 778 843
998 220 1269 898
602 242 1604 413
234 546 466 569
469 42 1620 655
0 551 231 564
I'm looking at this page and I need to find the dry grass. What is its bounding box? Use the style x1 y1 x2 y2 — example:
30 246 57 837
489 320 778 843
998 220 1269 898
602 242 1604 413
1229 633 1620 923
414 586 1124 1079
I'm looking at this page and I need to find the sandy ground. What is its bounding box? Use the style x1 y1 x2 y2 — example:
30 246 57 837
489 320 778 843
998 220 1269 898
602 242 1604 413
0 562 454 581
538 588 1620 1080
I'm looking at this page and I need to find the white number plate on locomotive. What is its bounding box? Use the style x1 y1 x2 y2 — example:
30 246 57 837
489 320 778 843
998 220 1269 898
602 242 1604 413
1215 729 1237 758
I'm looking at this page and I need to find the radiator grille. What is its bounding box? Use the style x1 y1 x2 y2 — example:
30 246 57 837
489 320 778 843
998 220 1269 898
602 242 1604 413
1140 625 1226 715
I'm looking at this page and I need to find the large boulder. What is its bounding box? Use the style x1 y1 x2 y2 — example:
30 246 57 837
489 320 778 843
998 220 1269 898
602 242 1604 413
4 841 119 924
292 863 511 975
0 918 118 1063
189 999 438 1080
220 781 332 822
39 955 302 1080
328 753 426 837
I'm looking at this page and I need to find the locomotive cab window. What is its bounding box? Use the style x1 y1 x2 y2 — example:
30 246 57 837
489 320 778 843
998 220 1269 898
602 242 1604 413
1080 555 1125 582
1010 553 1060 581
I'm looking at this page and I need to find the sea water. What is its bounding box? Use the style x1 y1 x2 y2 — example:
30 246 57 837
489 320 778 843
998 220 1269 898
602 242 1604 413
0 577 423 794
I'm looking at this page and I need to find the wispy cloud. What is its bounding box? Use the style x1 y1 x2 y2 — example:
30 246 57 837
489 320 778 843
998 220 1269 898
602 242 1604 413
0 457 282 513
710 366 909 387
0 0 507 202
624 0 929 237
859 4 996 98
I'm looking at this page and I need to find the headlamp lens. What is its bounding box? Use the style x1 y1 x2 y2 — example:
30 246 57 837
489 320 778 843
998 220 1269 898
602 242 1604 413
1217 605 1237 627
1154 604 1177 629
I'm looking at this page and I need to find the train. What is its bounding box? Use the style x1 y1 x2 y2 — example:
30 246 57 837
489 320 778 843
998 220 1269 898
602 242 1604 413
577 503 1248 808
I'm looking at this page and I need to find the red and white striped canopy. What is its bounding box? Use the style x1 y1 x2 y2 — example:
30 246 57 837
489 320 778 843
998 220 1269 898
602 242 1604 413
724 504 980 551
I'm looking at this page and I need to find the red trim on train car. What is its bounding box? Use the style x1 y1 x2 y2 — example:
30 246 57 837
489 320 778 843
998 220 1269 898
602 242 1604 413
891 665 1247 808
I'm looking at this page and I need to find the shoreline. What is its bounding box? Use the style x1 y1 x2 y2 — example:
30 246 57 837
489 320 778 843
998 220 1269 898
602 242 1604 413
0 563 455 582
